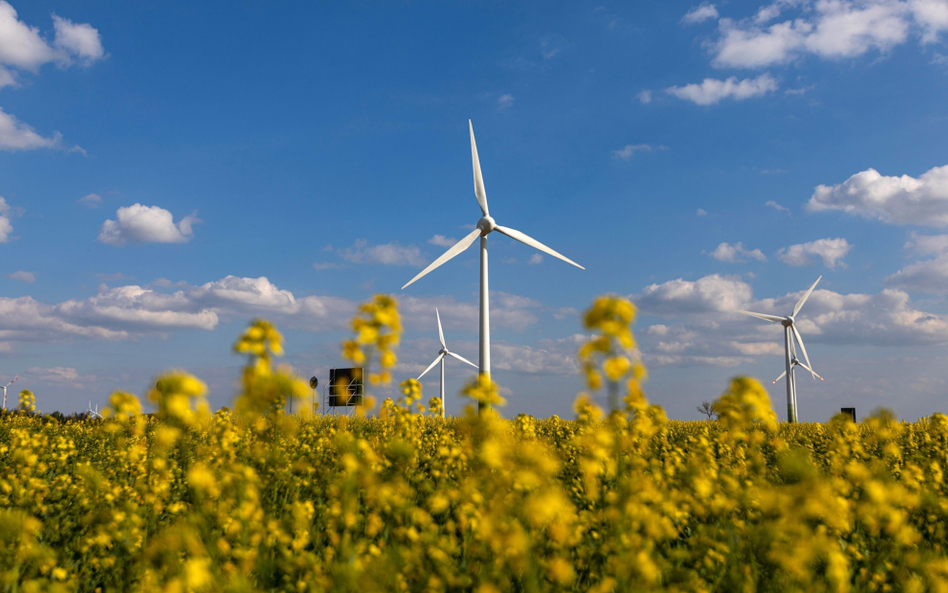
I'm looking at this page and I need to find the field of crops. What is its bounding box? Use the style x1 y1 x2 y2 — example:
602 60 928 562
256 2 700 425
3 299 948 592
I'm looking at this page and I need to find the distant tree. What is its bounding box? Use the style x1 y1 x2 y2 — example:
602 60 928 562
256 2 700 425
697 400 717 420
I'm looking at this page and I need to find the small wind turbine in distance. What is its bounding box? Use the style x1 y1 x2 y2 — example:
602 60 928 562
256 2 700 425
733 275 822 423
771 338 824 414
402 121 585 411
416 309 478 417
88 400 102 419
2 376 17 409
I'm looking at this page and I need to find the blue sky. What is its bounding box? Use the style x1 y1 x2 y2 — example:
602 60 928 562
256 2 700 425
2 0 948 420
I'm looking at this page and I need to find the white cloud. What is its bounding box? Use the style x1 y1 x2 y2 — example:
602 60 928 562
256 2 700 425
665 73 778 105
497 94 514 109
683 3 720 24
529 253 543 265
696 208 709 216
611 143 668 160
428 234 457 247
885 233 948 292
708 241 767 262
26 366 95 385
637 89 653 104
0 196 12 242
339 239 427 266
78 193 102 208
0 65 15 89
633 273 948 369
51 15 105 66
709 0 948 69
0 107 63 151
635 274 754 315
98 204 199 246
807 163 948 227
7 271 34 283
777 237 852 268
766 200 792 213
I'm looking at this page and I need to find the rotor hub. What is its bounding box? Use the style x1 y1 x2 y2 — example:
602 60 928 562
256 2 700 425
782 316 794 328
476 215 496 235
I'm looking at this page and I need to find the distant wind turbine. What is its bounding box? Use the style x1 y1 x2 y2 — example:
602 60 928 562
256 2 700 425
417 309 477 417
402 121 584 410
733 275 822 423
88 400 102 419
2 376 17 410
771 338 824 415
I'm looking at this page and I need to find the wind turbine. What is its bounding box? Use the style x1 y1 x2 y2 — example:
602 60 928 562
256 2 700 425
402 121 584 410
771 338 824 415
88 400 102 419
733 276 822 423
1 376 17 410
416 308 477 417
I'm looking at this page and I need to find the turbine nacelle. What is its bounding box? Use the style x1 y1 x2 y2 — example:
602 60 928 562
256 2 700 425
476 215 496 235
782 316 795 328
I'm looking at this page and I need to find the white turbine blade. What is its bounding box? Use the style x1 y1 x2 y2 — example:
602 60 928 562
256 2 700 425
790 325 817 380
792 275 822 317
436 308 446 349
469 120 489 217
772 369 787 385
494 225 585 270
446 351 477 369
732 309 785 323
790 334 798 359
402 228 481 290
417 353 445 380
796 360 824 381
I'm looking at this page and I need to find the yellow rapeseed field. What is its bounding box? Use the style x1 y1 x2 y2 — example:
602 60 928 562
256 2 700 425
2 295 948 593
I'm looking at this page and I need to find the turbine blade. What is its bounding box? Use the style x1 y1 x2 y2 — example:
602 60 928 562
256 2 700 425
446 351 478 369
796 361 824 381
417 353 445 380
494 225 585 270
791 325 817 380
436 308 445 349
792 275 822 317
469 120 489 217
732 309 785 323
772 370 787 384
402 228 481 290
790 333 798 359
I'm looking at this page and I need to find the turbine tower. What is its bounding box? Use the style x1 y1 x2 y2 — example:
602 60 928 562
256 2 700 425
416 309 477 417
733 276 822 423
2 376 17 410
402 121 584 410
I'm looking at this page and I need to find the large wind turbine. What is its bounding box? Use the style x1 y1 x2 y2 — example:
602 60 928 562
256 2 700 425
402 121 584 409
417 309 477 417
2 376 17 410
733 276 822 423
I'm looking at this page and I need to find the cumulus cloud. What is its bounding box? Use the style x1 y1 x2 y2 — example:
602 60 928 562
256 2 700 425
665 73 778 105
696 208 709 216
637 90 653 104
0 107 63 151
709 0 948 69
339 239 427 266
635 274 754 315
0 196 12 242
78 193 102 208
633 273 948 368
683 3 720 24
7 271 34 283
497 94 514 109
51 15 105 66
766 200 791 214
428 234 457 247
611 143 668 160
807 164 948 227
777 237 852 268
885 233 948 293
708 241 767 263
0 2 105 70
97 204 199 246
529 253 543 264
